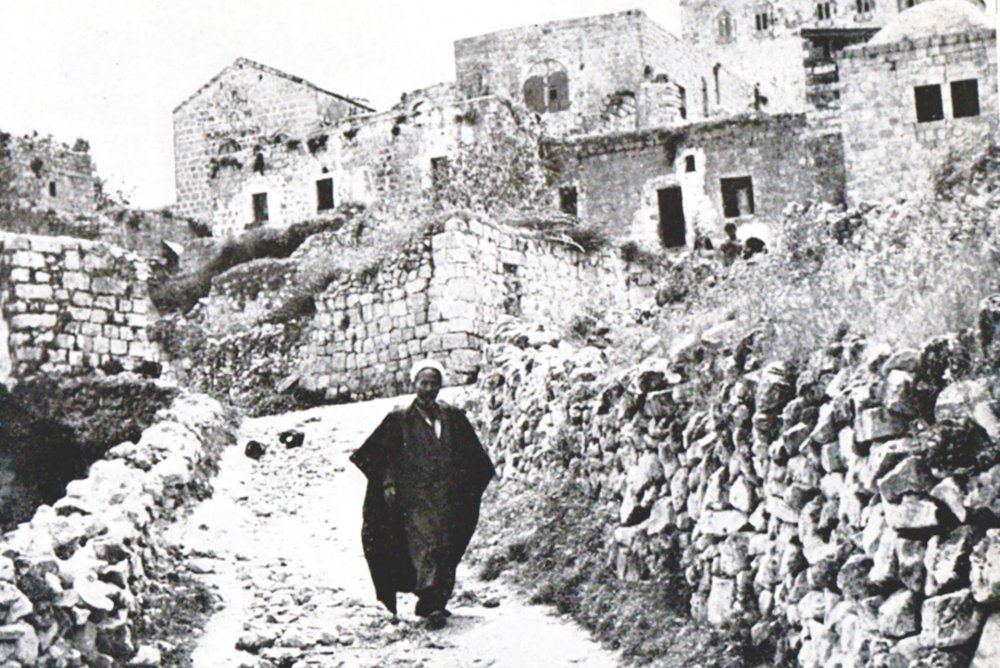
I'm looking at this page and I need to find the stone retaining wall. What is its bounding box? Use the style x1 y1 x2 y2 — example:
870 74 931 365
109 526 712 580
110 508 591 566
0 233 161 383
477 296 1000 667
0 391 236 667
298 217 656 400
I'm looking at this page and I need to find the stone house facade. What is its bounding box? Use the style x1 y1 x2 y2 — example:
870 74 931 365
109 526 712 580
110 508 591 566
838 1 998 204
172 58 374 233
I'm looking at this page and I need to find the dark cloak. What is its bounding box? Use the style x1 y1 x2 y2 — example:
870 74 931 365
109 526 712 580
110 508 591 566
350 400 495 614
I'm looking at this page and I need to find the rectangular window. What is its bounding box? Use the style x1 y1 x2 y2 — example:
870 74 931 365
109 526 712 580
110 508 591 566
951 79 980 118
856 0 875 12
48 181 57 197
685 155 696 172
816 2 833 19
252 192 269 223
558 186 578 216
430 156 451 190
678 85 687 119
914 84 944 123
316 178 335 211
721 177 755 218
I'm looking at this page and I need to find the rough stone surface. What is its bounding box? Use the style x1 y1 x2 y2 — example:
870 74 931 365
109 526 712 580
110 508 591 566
920 590 983 649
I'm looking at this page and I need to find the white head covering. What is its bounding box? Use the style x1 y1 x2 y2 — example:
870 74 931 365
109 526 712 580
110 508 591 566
410 359 446 383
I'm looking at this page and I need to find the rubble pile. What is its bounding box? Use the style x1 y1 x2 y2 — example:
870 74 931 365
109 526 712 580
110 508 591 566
0 392 237 667
477 296 1000 667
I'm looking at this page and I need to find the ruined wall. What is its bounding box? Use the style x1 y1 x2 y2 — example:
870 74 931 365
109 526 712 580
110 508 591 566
840 29 998 205
172 58 370 227
1 133 98 218
297 218 656 401
551 114 845 249
0 392 235 667
0 233 160 379
479 296 1000 667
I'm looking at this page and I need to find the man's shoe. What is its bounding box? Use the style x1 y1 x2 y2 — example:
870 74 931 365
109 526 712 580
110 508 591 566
426 611 447 630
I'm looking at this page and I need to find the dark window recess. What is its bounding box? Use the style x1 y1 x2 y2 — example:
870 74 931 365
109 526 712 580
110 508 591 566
316 178 334 211
701 78 709 116
678 85 687 119
685 155 696 172
855 0 875 12
431 157 451 190
48 181 57 197
755 10 771 32
721 177 755 218
914 84 944 123
252 192 269 222
816 2 833 19
951 79 980 118
558 186 578 216
717 11 734 41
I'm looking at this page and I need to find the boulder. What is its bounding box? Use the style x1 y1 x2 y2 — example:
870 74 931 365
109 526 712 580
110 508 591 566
854 408 908 444
859 438 917 490
897 538 928 593
935 379 991 423
885 370 918 417
971 611 1000 668
884 496 940 533
920 589 983 648
755 362 795 414
0 623 39 665
878 589 919 638
930 478 967 523
699 510 748 536
966 464 1000 518
838 555 875 601
728 475 755 513
971 529 1000 604
878 457 934 504
924 527 974 597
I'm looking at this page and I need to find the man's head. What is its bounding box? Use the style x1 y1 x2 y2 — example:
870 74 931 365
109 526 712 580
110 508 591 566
410 360 445 406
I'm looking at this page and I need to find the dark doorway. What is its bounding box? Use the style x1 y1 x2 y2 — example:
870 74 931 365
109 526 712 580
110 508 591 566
252 192 269 223
316 178 335 211
657 186 686 248
559 186 578 216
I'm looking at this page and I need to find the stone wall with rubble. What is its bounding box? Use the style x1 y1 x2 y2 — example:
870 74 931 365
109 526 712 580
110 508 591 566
840 28 998 206
1 132 98 218
0 391 236 667
296 217 656 401
0 233 161 382
477 295 1000 667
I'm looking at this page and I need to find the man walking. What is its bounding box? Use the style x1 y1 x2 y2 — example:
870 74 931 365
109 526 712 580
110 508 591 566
350 360 495 629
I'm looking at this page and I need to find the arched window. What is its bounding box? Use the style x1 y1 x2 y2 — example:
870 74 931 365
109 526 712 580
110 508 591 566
754 3 774 33
716 10 735 43
523 60 570 114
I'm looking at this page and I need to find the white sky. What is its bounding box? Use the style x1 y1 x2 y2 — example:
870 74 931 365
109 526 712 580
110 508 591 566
0 1 680 209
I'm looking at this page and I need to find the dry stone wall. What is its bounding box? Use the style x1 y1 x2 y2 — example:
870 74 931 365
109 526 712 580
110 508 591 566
0 392 236 667
296 217 656 401
0 233 161 382
477 296 1000 667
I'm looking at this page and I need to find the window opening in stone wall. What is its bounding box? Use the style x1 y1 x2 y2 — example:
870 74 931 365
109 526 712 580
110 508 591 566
558 186 578 216
678 85 687 119
252 192 269 223
816 2 833 20
685 155 696 172
721 177 755 218
898 0 916 8
914 84 944 123
951 79 980 118
316 178 335 211
754 4 773 32
431 156 451 191
855 0 875 13
701 78 709 116
48 181 57 197
658 186 687 248
523 60 570 114
716 10 734 42
713 64 721 105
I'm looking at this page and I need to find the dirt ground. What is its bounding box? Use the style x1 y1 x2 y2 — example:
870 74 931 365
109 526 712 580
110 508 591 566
162 389 622 667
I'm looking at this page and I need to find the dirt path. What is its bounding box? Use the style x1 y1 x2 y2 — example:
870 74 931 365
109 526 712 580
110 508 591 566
164 390 621 668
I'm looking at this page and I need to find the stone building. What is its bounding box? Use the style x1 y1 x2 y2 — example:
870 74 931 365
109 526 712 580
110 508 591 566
174 11 763 238
172 58 374 234
1 132 99 217
454 9 757 136
548 114 845 247
838 0 998 204
679 0 996 113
